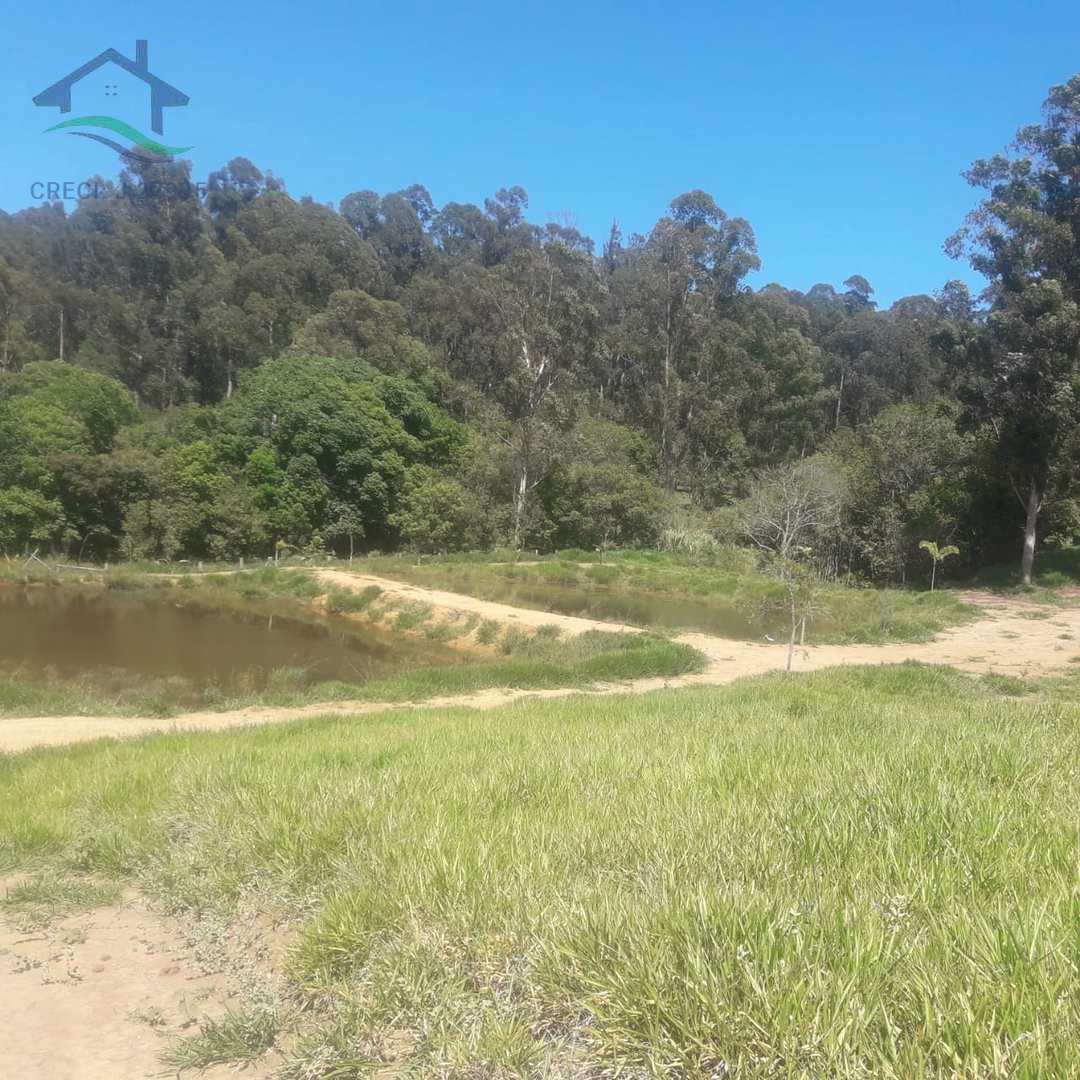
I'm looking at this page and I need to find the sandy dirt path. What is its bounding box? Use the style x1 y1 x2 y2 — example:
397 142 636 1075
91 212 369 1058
2 574 1078 754
0 879 281 1080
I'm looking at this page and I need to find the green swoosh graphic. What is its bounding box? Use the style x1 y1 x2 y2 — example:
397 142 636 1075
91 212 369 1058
44 116 193 157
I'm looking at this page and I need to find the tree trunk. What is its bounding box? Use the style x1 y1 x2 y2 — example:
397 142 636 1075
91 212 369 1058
661 301 677 491
834 368 844 429
930 561 936 592
512 464 529 550
348 533 354 563
1020 480 1041 586
786 595 797 672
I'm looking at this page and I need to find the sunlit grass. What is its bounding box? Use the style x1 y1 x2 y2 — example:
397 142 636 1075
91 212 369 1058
161 1003 280 1070
0 872 121 929
3 663 1080 1075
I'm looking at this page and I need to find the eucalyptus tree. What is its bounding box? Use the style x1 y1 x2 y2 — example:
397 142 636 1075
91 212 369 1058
288 290 434 379
463 238 602 548
341 185 435 287
948 75 1080 584
606 191 760 490
667 289 826 506
0 259 50 371
206 157 283 227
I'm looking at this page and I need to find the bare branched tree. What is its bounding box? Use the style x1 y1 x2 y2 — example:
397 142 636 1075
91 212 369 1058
739 458 843 561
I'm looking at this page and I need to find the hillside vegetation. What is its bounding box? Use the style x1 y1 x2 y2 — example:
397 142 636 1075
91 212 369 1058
3 75 1080 590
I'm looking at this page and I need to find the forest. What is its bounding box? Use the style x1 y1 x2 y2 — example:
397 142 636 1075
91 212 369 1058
2 74 1079 585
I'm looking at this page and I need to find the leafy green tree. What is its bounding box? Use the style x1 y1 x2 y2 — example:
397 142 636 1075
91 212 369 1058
0 486 64 553
606 191 760 489
341 185 434 286
419 227 601 548
832 402 973 581
390 465 478 553
288 291 433 378
948 75 1080 584
206 157 283 224
325 500 365 561
0 362 138 553
536 419 665 551
51 449 148 560
1 361 138 452
226 355 465 549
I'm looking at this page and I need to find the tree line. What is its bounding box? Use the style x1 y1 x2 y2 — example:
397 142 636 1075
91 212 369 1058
2 75 1079 582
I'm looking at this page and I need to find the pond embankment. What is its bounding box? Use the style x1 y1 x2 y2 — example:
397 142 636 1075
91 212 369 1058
2 573 1077 752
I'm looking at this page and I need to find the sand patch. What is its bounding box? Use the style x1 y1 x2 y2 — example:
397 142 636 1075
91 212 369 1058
0 880 282 1079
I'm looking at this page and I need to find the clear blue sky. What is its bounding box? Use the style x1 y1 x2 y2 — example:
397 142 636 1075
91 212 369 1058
2 0 1078 305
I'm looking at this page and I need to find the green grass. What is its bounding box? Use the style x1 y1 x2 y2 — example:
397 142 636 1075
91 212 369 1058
3 664 1080 1075
161 1003 280 1070
0 664 357 718
325 583 383 614
305 630 702 703
392 600 433 631
1 871 121 928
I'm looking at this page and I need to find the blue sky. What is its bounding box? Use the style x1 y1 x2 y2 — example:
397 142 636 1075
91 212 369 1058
2 1 1078 305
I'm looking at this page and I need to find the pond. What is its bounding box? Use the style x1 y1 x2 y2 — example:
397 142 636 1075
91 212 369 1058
437 578 776 639
0 586 460 688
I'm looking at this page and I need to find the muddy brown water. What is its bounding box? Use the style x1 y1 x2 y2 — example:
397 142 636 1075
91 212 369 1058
0 587 460 687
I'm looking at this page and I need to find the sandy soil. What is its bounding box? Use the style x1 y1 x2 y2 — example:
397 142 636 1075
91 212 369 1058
0 879 280 1080
2 575 1078 755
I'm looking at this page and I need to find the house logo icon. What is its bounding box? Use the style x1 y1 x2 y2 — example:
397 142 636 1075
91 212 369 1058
33 40 192 163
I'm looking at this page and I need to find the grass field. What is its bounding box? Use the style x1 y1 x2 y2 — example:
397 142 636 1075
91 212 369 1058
3 663 1079 1076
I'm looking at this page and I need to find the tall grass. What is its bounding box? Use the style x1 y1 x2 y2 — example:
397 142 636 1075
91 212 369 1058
3 664 1079 1075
